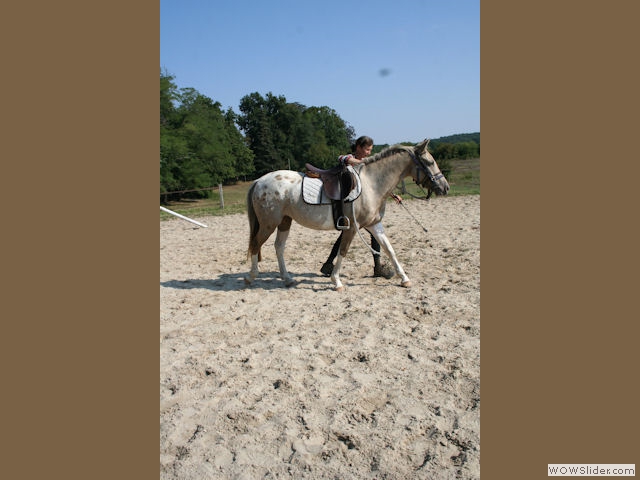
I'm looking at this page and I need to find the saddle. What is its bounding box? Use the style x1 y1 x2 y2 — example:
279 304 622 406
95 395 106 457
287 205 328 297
304 163 356 201
305 163 357 230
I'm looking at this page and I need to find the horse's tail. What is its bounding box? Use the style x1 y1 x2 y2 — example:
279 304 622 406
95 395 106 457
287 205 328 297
246 182 262 262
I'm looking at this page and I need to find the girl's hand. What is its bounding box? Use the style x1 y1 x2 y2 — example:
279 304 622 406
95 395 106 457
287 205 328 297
339 154 362 166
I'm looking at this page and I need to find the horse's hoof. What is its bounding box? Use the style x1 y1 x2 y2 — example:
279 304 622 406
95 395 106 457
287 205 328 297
244 277 252 285
335 285 344 292
284 279 297 288
401 280 412 288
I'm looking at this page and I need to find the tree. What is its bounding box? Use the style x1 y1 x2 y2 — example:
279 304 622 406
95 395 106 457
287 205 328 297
178 88 235 188
160 71 186 201
237 92 353 175
160 73 255 201
432 142 456 160
303 106 352 168
237 92 282 176
224 109 255 180
160 70 179 128
455 141 479 159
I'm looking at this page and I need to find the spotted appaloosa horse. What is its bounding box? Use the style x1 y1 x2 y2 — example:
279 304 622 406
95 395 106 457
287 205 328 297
244 140 449 291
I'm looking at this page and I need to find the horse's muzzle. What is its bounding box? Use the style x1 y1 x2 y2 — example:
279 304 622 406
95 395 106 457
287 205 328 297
426 174 450 196
436 177 450 195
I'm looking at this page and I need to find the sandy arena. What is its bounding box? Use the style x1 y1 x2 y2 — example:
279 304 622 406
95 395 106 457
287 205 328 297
160 194 480 479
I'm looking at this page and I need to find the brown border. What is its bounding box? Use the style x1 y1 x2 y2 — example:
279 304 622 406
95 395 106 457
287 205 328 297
6 0 638 478
4 1 158 478
482 0 639 478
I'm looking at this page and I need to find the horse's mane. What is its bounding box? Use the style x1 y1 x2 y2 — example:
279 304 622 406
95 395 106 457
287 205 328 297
361 144 412 165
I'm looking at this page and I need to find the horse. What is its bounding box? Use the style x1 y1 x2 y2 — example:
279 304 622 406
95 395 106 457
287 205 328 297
244 139 450 291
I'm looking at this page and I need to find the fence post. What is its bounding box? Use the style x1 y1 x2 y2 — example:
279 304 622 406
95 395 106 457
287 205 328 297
219 184 224 209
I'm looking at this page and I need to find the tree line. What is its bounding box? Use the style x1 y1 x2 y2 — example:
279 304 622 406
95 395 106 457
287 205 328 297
429 133 480 160
160 72 479 202
161 73 255 202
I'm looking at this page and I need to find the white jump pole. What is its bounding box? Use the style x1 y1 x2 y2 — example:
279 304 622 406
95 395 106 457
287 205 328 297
160 206 208 228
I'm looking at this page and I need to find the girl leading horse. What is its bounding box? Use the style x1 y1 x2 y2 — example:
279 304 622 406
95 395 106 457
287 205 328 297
244 139 449 291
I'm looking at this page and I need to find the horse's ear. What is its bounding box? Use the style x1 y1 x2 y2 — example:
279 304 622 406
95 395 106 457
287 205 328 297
415 138 429 153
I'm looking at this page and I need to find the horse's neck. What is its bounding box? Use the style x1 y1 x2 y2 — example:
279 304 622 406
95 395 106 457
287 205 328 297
362 150 412 195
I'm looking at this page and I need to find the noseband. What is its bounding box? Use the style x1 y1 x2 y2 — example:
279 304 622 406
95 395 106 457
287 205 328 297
409 150 444 190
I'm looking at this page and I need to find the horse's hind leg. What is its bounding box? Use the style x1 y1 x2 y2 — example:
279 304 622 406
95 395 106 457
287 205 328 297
244 223 277 285
275 216 295 287
245 253 261 285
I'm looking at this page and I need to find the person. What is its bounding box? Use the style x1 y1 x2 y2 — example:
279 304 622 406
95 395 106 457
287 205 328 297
320 135 401 279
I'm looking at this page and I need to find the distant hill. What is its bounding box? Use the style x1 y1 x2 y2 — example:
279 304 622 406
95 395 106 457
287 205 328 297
430 132 480 146
376 133 480 151
427 132 479 160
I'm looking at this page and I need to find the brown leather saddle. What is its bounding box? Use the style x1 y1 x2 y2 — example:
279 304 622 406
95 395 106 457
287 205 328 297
305 163 357 230
304 163 356 201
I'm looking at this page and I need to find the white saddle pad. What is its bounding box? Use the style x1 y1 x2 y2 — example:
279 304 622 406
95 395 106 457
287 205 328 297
302 166 361 205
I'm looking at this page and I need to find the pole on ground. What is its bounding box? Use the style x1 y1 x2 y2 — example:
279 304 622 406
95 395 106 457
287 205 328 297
160 206 208 228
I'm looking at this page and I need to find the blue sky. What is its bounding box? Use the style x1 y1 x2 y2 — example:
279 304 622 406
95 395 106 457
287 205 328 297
160 0 479 145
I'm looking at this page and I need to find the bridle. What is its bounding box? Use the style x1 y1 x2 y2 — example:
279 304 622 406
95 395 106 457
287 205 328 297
354 146 439 252
408 150 444 199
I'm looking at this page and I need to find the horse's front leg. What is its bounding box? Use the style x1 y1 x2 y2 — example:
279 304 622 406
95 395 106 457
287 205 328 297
367 223 411 288
275 217 296 287
331 229 355 292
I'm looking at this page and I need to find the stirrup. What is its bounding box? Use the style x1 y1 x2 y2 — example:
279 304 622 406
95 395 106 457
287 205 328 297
336 216 350 230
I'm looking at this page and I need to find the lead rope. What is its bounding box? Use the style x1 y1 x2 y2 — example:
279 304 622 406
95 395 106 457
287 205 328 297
352 194 429 256
396 198 429 233
352 196 429 255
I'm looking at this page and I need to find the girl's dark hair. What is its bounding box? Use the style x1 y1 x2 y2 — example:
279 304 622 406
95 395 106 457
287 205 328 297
352 135 374 152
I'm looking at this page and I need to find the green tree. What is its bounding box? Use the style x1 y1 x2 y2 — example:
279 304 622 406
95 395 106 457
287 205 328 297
178 88 234 189
433 142 456 160
303 106 352 168
160 73 255 201
237 92 282 176
429 133 480 159
455 141 479 159
160 71 186 201
160 70 180 128
237 92 354 175
224 108 255 180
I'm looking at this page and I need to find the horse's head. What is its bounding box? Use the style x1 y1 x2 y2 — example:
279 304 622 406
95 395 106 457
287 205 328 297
410 139 450 196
